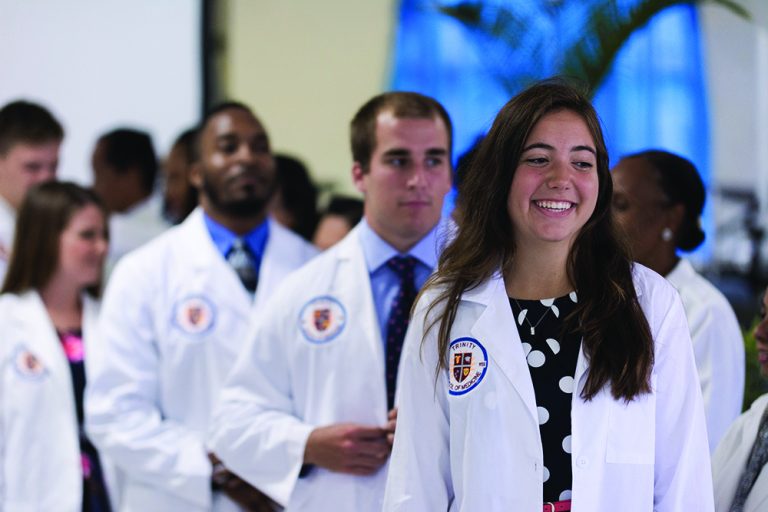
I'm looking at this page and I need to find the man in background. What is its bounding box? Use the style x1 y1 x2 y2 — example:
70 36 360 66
91 127 170 273
209 91 453 511
0 100 63 283
86 102 316 511
162 127 198 224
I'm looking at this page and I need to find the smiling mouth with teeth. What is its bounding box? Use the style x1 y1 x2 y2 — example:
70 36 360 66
535 200 573 212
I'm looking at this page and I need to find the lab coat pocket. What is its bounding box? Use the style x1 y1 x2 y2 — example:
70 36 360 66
605 390 656 465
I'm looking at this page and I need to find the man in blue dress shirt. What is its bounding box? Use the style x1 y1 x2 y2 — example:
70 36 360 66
209 92 453 511
86 102 317 512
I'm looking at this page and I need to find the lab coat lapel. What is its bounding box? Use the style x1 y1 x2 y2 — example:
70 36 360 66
81 294 100 353
254 220 304 310
743 403 768 482
573 345 589 394
333 228 384 358
181 209 251 316
747 470 768 512
18 290 69 377
464 273 539 426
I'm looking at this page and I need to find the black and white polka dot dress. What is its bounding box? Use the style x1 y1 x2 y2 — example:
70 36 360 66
508 292 580 504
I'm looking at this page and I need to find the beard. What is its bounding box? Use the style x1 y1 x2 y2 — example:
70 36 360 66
201 172 275 218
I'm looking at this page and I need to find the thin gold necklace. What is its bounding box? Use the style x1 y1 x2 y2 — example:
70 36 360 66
511 298 551 336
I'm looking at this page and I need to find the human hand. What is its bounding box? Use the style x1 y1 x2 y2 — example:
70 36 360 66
385 407 397 446
303 423 390 475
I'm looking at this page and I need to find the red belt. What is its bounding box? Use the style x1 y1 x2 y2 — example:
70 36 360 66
543 500 571 512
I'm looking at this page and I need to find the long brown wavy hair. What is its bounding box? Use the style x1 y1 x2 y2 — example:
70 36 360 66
424 79 653 401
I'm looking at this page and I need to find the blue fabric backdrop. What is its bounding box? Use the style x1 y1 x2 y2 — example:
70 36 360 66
390 0 711 259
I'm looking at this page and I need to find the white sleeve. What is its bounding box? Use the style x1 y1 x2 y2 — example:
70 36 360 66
207 288 314 507
383 298 453 511
689 300 745 452
651 288 715 511
0 307 7 507
84 258 212 508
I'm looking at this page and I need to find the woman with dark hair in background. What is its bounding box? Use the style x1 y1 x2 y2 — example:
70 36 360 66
612 150 744 452
383 80 712 511
270 154 319 241
162 128 198 224
312 195 363 250
713 287 768 512
0 182 114 511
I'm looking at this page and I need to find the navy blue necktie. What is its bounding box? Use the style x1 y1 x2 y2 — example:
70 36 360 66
227 238 258 293
385 256 418 410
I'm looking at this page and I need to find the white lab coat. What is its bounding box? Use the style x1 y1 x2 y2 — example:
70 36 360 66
0 290 118 511
666 258 745 452
85 208 317 512
383 264 714 512
208 225 392 511
0 196 15 285
712 393 768 512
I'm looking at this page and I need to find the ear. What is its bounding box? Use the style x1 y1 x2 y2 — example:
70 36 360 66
189 162 203 190
351 162 366 194
666 203 685 235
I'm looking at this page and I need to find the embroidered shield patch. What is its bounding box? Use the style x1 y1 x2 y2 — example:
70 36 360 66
173 296 216 335
453 352 473 383
314 308 331 332
13 346 48 380
448 337 488 395
299 296 346 344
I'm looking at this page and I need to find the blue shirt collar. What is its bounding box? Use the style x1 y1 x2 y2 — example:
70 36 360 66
357 217 441 273
203 212 270 260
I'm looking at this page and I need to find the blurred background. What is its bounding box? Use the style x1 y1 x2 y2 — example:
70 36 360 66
2 0 767 314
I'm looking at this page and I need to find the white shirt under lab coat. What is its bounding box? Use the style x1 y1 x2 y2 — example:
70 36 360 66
208 224 442 511
383 264 713 512
85 208 317 512
0 290 118 511
712 393 768 512
0 196 15 285
105 192 170 278
666 258 745 452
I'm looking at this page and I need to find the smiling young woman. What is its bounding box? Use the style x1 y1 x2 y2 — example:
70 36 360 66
0 182 113 511
382 79 714 512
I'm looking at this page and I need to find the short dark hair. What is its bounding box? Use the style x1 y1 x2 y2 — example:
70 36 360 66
173 127 198 165
193 101 256 162
274 154 318 241
350 92 453 172
201 101 254 125
166 127 199 223
622 149 706 251
0 100 64 155
1 181 107 297
97 128 158 194
324 195 363 227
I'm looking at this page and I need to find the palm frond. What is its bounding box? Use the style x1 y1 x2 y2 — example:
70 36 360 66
563 0 752 92
437 0 751 96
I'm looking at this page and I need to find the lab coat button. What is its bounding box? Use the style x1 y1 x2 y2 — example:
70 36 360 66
577 456 589 467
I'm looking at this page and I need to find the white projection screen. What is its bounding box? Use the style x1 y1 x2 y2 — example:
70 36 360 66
0 0 202 184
